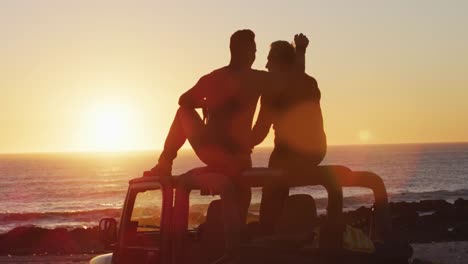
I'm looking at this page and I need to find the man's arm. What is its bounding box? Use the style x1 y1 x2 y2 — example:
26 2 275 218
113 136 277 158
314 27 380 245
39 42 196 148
293 33 309 73
251 95 273 147
178 75 211 108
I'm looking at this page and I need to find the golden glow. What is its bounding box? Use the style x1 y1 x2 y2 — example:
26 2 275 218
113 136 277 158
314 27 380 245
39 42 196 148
83 103 135 151
1 1 467 153
359 130 372 143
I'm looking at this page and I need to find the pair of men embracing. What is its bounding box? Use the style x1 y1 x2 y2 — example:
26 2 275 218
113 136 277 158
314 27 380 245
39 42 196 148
144 29 391 242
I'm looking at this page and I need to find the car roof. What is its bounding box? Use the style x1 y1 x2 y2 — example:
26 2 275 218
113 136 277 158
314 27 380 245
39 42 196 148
129 166 353 190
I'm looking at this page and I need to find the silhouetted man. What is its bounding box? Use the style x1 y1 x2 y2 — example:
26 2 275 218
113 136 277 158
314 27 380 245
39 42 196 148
144 32 308 244
145 31 271 238
249 37 325 232
146 30 263 178
147 30 306 179
252 36 392 241
252 37 326 169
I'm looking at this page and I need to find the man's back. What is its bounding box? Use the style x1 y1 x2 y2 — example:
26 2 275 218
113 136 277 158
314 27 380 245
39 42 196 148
179 66 268 155
266 72 326 157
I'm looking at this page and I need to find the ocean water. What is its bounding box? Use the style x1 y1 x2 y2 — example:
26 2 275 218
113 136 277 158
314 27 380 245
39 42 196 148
1 143 468 233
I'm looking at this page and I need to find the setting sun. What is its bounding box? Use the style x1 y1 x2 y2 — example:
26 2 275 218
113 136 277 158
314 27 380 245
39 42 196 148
1 2 468 263
83 103 135 151
359 130 372 143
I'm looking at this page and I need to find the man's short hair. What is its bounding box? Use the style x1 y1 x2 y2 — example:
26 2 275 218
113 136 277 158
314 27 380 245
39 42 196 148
230 29 255 54
270 41 295 65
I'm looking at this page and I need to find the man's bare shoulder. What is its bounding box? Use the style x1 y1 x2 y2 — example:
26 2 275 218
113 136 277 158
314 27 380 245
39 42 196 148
204 66 230 77
297 73 318 89
303 73 318 83
195 66 231 84
301 73 321 99
210 66 230 74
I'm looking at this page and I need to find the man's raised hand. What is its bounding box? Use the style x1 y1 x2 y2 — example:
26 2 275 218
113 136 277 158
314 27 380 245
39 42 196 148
294 33 309 50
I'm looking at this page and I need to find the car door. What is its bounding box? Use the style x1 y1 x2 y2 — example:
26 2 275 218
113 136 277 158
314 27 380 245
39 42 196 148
114 182 171 264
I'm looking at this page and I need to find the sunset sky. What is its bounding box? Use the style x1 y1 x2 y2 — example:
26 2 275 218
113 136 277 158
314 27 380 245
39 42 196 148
1 1 467 153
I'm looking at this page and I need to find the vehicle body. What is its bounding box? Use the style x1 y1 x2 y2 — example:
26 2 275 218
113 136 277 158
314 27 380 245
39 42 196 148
91 166 411 264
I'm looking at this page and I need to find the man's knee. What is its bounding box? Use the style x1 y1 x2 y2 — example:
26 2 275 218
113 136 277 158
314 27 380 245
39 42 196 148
176 105 197 119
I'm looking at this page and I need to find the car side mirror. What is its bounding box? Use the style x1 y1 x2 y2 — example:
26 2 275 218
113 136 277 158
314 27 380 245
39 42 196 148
99 218 118 249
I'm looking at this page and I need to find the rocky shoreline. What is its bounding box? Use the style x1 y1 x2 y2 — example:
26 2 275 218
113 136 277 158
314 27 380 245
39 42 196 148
0 226 104 255
345 198 468 243
1 198 467 256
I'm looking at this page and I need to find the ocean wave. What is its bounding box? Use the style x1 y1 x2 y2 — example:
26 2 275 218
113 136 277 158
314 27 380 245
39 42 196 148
0 208 121 223
3 189 467 223
309 188 468 210
389 188 468 201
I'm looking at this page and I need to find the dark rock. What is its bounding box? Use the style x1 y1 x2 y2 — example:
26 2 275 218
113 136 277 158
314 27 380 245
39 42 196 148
418 200 450 212
453 223 468 239
455 202 468 221
412 258 434 264
419 209 455 227
354 206 372 219
390 201 418 215
392 210 419 228
0 226 105 255
454 198 468 208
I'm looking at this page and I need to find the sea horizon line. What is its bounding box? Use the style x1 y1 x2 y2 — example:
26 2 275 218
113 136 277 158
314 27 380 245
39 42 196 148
1 140 467 155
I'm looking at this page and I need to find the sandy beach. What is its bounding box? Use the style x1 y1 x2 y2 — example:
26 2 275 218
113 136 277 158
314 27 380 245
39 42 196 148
0 254 98 264
1 197 467 263
0 241 467 264
412 241 468 264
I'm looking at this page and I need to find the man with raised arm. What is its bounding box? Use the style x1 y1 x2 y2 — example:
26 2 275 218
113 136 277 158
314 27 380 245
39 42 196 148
252 35 392 241
145 31 307 228
146 30 307 180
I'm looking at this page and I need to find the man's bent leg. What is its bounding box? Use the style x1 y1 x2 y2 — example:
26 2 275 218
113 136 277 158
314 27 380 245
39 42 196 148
259 184 289 235
259 150 290 235
155 106 205 174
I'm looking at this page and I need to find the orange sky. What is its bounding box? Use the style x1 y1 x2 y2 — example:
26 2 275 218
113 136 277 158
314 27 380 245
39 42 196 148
1 1 468 153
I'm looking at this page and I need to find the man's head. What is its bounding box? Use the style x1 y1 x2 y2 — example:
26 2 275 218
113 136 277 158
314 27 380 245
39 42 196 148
266 41 295 73
230 29 256 68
